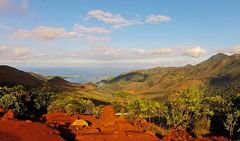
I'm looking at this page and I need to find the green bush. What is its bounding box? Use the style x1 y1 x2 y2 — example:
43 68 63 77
0 94 19 113
0 85 57 118
167 87 213 132
193 117 211 137
48 97 95 115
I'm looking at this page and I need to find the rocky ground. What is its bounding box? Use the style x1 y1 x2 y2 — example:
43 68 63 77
42 105 160 141
0 106 229 141
0 109 64 141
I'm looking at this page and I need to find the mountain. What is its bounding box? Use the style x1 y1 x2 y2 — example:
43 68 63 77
101 53 240 101
0 65 43 87
0 65 113 102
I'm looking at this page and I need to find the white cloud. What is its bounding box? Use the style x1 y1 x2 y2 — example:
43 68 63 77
87 36 110 43
183 47 206 58
233 45 240 54
74 24 110 34
87 9 140 27
70 47 175 61
150 48 173 55
146 15 171 24
14 47 30 57
0 45 30 59
0 0 28 14
0 45 9 52
13 26 79 40
88 9 128 25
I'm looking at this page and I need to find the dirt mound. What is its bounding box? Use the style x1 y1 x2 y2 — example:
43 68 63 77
41 112 80 126
99 105 116 126
43 106 160 141
0 120 65 141
163 128 194 141
163 129 229 141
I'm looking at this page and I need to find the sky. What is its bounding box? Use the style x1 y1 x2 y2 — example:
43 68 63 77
0 0 240 67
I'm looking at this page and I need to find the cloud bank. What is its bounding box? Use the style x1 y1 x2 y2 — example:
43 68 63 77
13 26 79 40
0 45 30 59
183 47 207 58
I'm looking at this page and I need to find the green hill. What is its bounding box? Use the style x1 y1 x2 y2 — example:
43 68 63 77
101 53 240 101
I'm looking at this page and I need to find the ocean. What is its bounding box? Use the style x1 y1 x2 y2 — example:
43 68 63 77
17 65 150 83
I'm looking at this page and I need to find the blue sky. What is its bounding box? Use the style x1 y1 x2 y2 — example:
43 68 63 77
0 0 240 67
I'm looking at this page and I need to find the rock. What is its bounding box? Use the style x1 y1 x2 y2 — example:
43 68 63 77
99 105 116 126
99 126 116 135
41 112 79 125
83 128 100 134
163 128 194 141
0 108 4 113
76 135 104 141
25 120 32 123
74 127 100 135
2 109 14 120
79 115 98 126
115 118 142 132
72 119 89 128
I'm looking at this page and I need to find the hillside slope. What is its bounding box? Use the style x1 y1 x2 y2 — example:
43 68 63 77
101 53 240 100
0 65 43 87
0 65 113 103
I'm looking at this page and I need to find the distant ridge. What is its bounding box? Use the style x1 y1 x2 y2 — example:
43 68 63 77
0 66 75 88
102 53 240 100
0 65 43 87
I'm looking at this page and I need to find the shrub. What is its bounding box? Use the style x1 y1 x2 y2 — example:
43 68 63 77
0 94 19 113
0 85 58 118
167 87 213 132
193 117 211 137
48 97 95 115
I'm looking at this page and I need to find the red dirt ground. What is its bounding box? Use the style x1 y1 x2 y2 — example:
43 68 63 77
0 120 65 141
0 107 230 141
43 105 160 141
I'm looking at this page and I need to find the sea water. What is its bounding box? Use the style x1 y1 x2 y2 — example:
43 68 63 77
17 65 150 84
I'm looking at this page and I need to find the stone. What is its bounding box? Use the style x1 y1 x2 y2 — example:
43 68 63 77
2 109 14 120
79 115 98 126
25 120 32 123
0 108 4 113
72 119 89 128
99 126 116 135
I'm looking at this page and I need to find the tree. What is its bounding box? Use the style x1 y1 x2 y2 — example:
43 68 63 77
224 93 240 140
225 110 240 141
0 85 58 118
48 96 95 115
167 87 213 132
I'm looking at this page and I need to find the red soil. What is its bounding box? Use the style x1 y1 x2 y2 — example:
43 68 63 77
99 105 116 126
0 120 65 141
43 105 160 141
162 128 229 141
0 107 230 141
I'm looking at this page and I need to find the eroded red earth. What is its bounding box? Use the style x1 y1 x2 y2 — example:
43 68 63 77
0 106 229 141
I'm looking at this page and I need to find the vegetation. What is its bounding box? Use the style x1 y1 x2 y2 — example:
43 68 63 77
48 96 95 115
112 87 240 140
0 54 240 140
0 85 57 118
